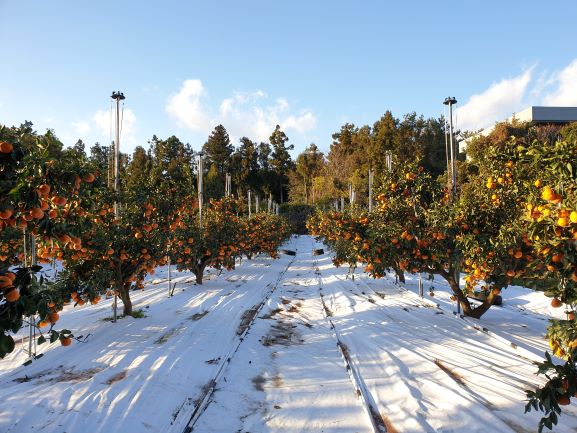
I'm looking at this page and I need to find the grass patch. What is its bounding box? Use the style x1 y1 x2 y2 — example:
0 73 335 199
102 309 147 322
129 309 147 319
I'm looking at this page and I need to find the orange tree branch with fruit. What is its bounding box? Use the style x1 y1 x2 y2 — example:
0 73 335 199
237 213 291 260
1 124 98 356
307 209 376 277
519 131 577 431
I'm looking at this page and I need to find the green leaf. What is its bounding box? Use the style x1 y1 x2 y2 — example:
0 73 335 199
38 335 46 345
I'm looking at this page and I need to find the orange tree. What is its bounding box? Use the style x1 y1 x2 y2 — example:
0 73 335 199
237 213 291 260
53 185 168 317
0 123 97 356
520 128 577 431
444 133 539 318
307 208 377 276
169 197 241 284
310 156 536 319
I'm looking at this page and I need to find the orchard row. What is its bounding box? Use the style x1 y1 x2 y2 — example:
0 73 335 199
307 122 577 431
0 124 290 358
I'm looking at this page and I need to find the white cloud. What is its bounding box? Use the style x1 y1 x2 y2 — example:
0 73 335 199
71 120 91 135
93 107 137 146
457 69 532 132
165 79 211 132
542 58 577 106
166 80 316 143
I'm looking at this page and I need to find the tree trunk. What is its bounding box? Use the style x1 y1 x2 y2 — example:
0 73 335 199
440 269 474 316
117 281 133 317
194 260 207 285
466 285 503 319
393 265 405 284
439 269 498 319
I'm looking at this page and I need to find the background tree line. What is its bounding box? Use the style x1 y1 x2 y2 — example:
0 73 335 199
288 111 452 206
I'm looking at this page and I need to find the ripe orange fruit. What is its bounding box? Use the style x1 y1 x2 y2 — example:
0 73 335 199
31 207 44 219
38 320 50 328
551 298 563 308
60 336 72 346
4 288 20 302
541 186 555 201
558 395 570 406
0 141 13 153
558 217 570 227
52 196 67 206
570 211 577 224
552 253 564 263
0 276 11 288
83 173 95 183
514 250 523 259
0 208 13 219
48 312 60 323
37 184 51 196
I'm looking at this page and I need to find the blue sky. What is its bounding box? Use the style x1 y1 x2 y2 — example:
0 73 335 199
1 0 576 156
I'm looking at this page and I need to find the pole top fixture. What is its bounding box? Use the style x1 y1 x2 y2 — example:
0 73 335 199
111 91 125 101
443 96 457 105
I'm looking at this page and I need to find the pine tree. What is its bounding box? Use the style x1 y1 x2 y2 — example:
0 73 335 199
126 146 152 192
371 111 398 172
233 137 259 195
148 135 195 201
295 143 325 203
203 125 233 174
269 125 294 202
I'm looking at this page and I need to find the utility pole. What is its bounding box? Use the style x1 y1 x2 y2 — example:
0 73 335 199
248 189 252 218
385 151 392 172
225 173 231 197
197 152 204 227
443 96 460 314
368 167 374 212
110 91 125 323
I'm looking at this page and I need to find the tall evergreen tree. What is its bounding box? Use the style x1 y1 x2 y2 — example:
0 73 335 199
89 142 110 174
202 125 233 174
269 125 294 202
148 135 194 200
295 143 325 203
126 146 152 192
233 137 259 195
257 141 274 197
371 110 398 172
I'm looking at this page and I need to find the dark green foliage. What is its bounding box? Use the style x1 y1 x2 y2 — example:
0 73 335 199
203 125 233 174
279 203 315 234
